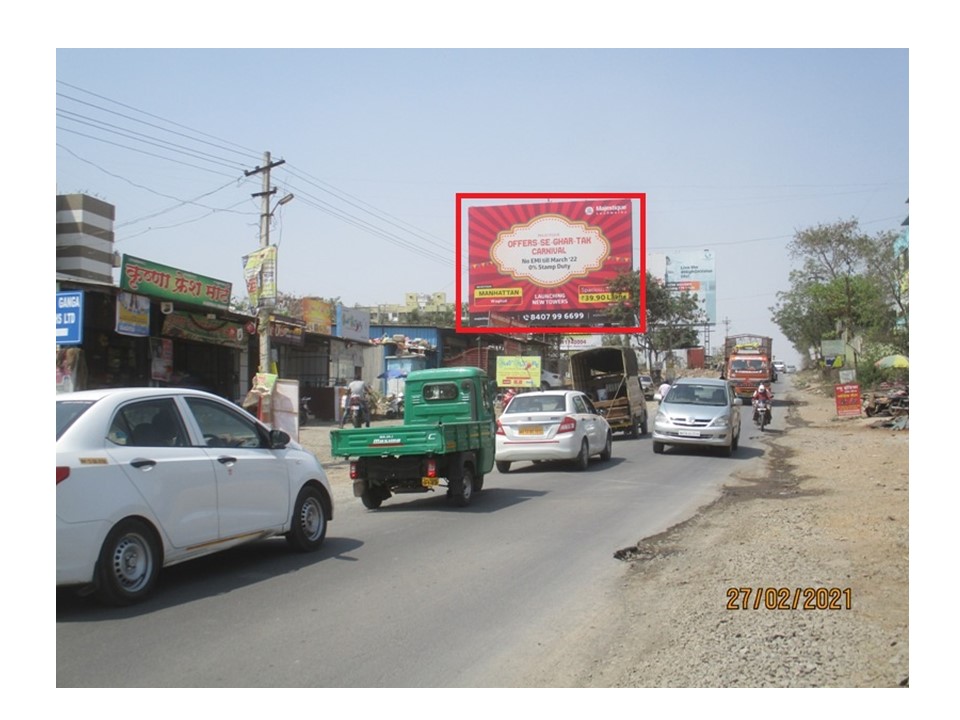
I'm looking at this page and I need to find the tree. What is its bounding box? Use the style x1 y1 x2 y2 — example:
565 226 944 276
770 218 905 365
606 270 704 369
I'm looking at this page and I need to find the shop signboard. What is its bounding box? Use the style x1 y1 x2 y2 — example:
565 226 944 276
121 254 231 310
338 305 370 342
56 290 83 345
116 291 151 337
834 383 862 417
458 193 644 334
302 297 333 334
161 311 246 348
496 356 543 388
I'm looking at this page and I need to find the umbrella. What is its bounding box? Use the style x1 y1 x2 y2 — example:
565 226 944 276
377 369 408 379
874 354 909 369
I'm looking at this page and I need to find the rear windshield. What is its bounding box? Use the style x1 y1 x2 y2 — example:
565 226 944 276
57 400 95 439
422 383 459 402
665 385 728 406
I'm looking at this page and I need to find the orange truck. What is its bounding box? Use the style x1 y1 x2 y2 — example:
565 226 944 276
721 334 774 399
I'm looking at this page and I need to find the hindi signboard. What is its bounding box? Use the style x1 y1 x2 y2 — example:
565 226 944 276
834 383 862 418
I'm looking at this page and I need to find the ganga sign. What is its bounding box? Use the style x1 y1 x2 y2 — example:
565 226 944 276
834 383 862 417
56 291 84 345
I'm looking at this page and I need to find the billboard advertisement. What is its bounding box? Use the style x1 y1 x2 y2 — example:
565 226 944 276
457 194 645 334
496 356 543 388
648 249 716 324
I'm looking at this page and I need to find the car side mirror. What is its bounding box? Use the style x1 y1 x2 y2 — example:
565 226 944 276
733 398 743 406
269 429 291 449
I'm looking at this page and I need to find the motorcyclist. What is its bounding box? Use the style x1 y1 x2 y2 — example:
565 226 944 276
343 377 372 428
752 384 773 422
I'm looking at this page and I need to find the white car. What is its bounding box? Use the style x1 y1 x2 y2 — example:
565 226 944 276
639 374 654 399
540 369 564 389
495 390 612 472
56 387 334 605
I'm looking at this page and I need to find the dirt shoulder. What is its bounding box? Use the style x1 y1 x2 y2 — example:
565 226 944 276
546 375 909 688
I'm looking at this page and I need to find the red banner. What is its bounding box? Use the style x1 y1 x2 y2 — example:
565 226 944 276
834 383 862 417
458 194 644 334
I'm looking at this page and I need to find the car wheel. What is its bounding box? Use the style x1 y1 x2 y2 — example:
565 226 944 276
95 518 161 606
360 486 384 510
628 415 639 438
652 440 664 454
286 485 328 551
574 439 590 471
449 465 474 507
731 428 740 452
496 460 511 473
599 431 613 461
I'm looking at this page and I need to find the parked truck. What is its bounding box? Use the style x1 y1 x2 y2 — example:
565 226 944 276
721 334 774 399
329 367 496 509
569 346 648 437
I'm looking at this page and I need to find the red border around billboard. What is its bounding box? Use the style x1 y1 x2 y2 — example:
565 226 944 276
456 193 646 335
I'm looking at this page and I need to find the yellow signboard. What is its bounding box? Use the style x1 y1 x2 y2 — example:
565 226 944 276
496 356 542 387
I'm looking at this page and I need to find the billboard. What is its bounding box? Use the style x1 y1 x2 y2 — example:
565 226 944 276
496 356 543 388
458 194 645 334
648 249 716 324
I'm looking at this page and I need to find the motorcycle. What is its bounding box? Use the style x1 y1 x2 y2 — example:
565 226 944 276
753 398 772 430
385 393 404 419
346 395 366 428
300 395 314 425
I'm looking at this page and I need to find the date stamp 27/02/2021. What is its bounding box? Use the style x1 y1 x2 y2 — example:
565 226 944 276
726 587 852 611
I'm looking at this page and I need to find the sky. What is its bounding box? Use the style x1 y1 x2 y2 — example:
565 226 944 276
54 48 908 367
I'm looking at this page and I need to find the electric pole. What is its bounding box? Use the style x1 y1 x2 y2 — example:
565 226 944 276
245 151 286 375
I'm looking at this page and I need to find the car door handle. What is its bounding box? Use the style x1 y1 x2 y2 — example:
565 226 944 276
130 459 157 469
217 456 237 466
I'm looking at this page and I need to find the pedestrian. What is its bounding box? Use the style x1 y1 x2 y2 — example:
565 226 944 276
658 378 672 401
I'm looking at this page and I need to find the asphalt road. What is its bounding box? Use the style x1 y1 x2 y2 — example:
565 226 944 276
56 405 770 687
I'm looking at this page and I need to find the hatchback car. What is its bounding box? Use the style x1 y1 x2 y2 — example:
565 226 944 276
57 387 334 605
495 390 612 472
652 377 742 456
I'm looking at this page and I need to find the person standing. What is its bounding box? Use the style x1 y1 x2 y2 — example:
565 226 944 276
657 379 672 401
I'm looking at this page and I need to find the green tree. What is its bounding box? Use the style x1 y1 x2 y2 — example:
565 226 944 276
770 218 905 365
607 270 704 369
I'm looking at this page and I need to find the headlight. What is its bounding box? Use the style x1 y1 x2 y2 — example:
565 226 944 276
709 415 730 428
655 410 668 423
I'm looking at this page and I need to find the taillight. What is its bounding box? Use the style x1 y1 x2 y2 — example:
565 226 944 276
495 420 505 435
350 461 358 480
425 458 437 478
56 466 70 485
557 416 577 434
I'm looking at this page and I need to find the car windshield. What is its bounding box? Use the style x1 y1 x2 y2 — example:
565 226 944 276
506 395 567 414
57 399 95 439
665 385 728 406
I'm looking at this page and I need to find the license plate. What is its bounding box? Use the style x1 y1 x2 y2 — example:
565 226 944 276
679 430 701 437
421 477 439 487
518 426 543 436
